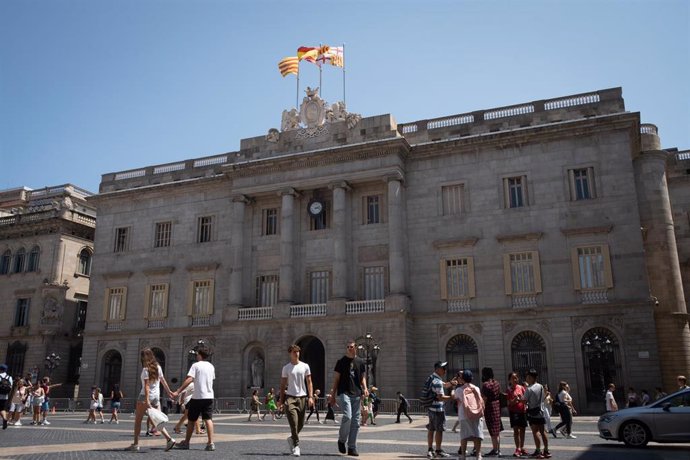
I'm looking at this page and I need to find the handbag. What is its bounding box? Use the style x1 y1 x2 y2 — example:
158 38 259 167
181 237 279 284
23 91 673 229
146 407 169 429
526 386 545 421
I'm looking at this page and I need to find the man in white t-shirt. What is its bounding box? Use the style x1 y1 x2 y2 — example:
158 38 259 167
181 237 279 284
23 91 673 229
605 383 618 412
172 345 216 451
280 344 314 457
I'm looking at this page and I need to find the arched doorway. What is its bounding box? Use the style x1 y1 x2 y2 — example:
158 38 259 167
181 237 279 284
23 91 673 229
296 336 325 394
101 350 122 396
446 334 479 380
511 331 548 384
581 327 622 404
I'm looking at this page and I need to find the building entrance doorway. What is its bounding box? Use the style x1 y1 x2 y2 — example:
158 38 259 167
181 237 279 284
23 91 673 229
296 336 325 394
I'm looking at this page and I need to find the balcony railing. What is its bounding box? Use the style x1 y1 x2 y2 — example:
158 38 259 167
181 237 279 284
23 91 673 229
511 294 538 309
147 319 167 329
345 300 385 315
190 315 211 327
580 289 609 305
105 321 122 331
447 298 471 312
290 303 327 318
238 306 273 321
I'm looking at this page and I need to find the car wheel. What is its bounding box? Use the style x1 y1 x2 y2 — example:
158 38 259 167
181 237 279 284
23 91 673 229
621 420 650 447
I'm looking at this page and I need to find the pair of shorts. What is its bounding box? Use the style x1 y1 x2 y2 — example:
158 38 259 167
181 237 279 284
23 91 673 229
509 411 527 428
41 401 49 411
137 394 160 406
10 402 24 412
111 402 121 410
187 398 213 421
426 410 446 432
0 399 9 412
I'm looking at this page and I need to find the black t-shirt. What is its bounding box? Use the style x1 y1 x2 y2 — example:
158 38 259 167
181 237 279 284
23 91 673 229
334 355 365 397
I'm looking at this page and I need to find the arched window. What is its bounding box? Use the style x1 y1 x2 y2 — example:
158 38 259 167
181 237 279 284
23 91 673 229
446 334 479 379
77 248 92 275
13 247 25 273
511 331 548 384
581 327 622 404
27 246 40 272
101 350 122 397
0 250 10 275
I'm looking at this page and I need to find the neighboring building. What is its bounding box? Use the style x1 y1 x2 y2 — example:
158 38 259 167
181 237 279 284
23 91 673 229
0 185 96 397
78 87 690 412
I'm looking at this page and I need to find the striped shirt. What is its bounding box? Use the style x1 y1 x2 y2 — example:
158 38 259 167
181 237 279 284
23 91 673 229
428 372 445 413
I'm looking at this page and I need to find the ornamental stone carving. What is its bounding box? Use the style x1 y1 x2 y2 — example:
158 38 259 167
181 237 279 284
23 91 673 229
300 87 327 128
503 321 517 334
40 296 63 324
276 87 361 134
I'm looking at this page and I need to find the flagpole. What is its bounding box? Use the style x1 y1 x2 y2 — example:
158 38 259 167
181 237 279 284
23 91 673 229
342 43 346 106
319 43 323 96
296 62 300 109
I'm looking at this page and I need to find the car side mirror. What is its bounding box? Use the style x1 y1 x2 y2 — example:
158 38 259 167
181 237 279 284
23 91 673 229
662 402 671 412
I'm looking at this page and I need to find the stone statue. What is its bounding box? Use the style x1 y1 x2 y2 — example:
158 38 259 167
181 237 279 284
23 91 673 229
41 296 63 323
281 109 301 131
266 128 280 143
251 355 264 388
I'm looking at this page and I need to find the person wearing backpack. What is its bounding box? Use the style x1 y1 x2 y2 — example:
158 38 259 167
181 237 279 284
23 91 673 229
425 361 456 459
454 370 485 460
0 364 13 430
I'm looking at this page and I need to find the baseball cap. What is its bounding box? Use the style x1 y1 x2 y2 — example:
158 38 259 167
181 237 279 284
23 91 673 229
434 361 448 369
0 363 7 371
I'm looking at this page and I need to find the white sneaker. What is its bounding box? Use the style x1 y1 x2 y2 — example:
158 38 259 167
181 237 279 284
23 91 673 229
13 421 22 426
125 444 139 452
41 420 50 425
287 436 294 454
292 445 301 457
165 439 177 451
427 450 435 459
566 433 577 439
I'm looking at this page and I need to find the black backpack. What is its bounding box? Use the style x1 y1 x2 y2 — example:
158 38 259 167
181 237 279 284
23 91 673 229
0 375 11 395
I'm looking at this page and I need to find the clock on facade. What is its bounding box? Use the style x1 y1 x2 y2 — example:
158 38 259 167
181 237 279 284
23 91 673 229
308 200 324 217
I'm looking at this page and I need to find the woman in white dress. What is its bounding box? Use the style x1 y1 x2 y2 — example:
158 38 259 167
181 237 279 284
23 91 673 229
454 370 485 460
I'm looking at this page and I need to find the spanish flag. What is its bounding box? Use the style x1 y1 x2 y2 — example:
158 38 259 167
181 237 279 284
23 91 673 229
297 46 321 66
278 56 299 77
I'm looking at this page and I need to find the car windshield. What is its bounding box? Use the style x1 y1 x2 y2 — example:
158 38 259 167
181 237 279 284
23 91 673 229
651 389 690 408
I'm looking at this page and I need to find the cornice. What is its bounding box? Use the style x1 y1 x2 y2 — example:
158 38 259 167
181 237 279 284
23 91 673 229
496 232 543 243
142 266 175 276
432 237 480 250
102 271 133 280
186 262 220 272
561 225 614 237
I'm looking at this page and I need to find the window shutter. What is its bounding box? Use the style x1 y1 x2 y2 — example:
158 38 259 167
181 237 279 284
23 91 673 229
467 257 476 298
522 175 528 206
162 283 169 318
588 167 596 198
208 280 215 315
144 285 151 319
568 169 576 201
532 251 542 293
503 254 512 295
502 179 510 208
187 281 194 316
602 244 613 288
103 289 110 321
571 247 582 290
439 259 448 300
119 287 128 320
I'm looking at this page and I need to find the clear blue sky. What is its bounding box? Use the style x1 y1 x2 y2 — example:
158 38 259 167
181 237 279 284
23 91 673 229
1 0 688 194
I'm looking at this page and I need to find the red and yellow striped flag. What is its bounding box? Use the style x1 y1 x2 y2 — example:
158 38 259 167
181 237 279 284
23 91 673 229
297 46 321 66
278 56 299 77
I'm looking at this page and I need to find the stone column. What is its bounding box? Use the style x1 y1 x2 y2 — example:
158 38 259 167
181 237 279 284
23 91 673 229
331 181 351 299
229 195 251 307
279 188 299 303
634 137 690 390
387 175 406 296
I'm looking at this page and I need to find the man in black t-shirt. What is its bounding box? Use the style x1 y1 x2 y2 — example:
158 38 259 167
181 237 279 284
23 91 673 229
328 340 367 457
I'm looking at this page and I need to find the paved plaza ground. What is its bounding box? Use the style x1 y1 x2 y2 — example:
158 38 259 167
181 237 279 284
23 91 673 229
0 413 688 459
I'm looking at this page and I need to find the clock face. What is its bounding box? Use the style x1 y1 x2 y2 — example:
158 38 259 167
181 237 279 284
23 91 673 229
309 200 323 216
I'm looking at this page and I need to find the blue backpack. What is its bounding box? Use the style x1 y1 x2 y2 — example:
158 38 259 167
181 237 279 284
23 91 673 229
419 375 436 408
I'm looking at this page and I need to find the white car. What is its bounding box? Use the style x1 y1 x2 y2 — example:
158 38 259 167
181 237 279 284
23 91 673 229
598 388 690 447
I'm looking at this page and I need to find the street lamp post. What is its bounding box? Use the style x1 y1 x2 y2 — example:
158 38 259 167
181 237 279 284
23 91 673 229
44 352 61 377
356 332 380 387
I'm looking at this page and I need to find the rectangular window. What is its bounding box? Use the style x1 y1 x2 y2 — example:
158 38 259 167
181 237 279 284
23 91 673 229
571 245 613 290
197 216 215 243
256 275 279 307
364 195 381 224
363 266 386 300
114 227 129 253
569 167 596 201
104 287 127 321
14 298 30 327
440 258 476 299
310 271 330 303
154 221 172 248
190 280 213 316
442 184 464 216
146 284 169 318
504 176 527 208
503 251 542 295
263 208 279 236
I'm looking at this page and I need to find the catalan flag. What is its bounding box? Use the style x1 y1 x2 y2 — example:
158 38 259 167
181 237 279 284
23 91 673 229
297 46 321 66
278 56 299 77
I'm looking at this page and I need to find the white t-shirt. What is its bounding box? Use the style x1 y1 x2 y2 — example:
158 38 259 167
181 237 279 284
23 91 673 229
454 383 481 421
281 361 311 397
605 390 617 411
188 360 215 399
140 365 164 400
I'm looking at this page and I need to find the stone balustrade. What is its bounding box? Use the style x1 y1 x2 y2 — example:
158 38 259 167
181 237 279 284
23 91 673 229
580 289 609 304
447 298 471 312
511 294 538 309
345 299 385 315
290 303 327 318
238 306 273 321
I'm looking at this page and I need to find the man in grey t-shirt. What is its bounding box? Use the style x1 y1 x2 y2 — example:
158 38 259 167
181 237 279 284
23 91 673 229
524 369 550 458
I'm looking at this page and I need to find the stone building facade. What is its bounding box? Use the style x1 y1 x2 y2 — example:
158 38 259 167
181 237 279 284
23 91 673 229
0 185 96 398
78 87 689 412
